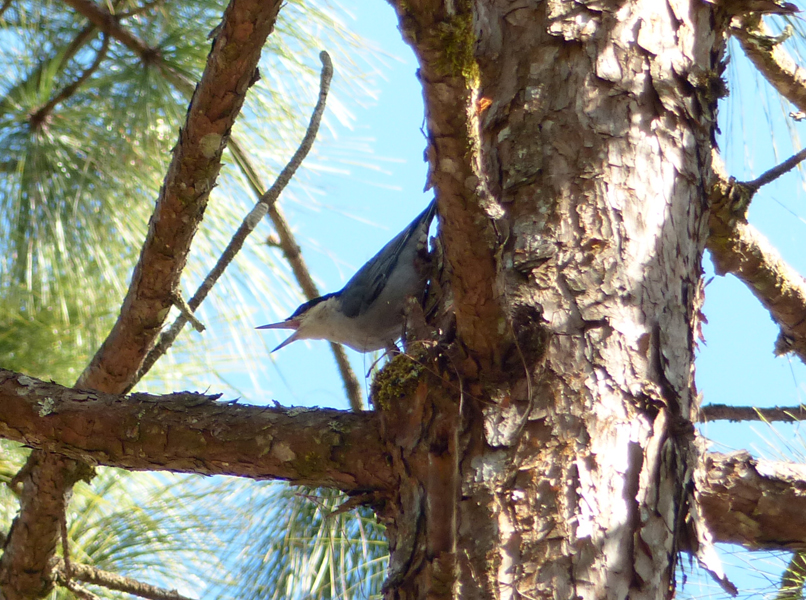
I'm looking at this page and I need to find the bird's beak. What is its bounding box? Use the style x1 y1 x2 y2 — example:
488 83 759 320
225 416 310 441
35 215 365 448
256 319 301 352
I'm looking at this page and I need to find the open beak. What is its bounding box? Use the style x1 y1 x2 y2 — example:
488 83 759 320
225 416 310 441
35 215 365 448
256 319 301 352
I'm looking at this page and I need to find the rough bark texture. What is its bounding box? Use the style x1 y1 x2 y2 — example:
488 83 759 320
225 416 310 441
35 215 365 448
697 452 806 549
377 0 727 598
708 172 806 363
0 370 389 488
0 0 283 596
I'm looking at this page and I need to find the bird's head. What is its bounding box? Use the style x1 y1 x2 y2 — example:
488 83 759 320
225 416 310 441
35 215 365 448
256 293 339 352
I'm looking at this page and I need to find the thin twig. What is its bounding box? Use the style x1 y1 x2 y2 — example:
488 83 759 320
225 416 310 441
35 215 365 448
60 509 72 582
53 558 195 600
170 291 205 332
128 51 333 393
745 147 806 190
60 578 101 600
700 403 806 423
229 138 363 410
29 34 110 128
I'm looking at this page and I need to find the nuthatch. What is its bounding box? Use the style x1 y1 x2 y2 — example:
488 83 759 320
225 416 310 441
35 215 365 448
257 200 437 352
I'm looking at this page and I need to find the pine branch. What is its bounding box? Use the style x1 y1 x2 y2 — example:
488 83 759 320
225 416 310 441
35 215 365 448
29 34 110 129
129 51 334 393
697 451 806 549
386 0 507 371
0 369 389 488
746 147 806 191
708 167 806 365
732 16 806 114
700 404 806 422
53 559 196 600
61 0 158 62
0 24 98 114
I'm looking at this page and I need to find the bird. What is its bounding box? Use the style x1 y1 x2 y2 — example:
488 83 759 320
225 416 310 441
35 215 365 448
257 199 438 353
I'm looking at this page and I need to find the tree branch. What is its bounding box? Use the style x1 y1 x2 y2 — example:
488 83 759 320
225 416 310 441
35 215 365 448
14 367 806 554
708 168 806 364
227 139 364 411
746 147 806 191
29 34 110 129
75 0 281 394
50 3 364 412
697 451 806 549
61 0 157 62
733 16 806 114
0 370 390 490
52 558 195 600
700 403 806 422
388 0 508 374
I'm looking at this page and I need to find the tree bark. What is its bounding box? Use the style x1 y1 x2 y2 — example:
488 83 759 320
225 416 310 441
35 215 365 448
376 0 733 598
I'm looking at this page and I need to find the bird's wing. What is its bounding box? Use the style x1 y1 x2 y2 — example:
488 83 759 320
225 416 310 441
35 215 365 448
338 200 437 319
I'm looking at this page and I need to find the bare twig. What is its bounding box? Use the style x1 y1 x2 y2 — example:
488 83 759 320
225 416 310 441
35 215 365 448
59 578 100 600
60 510 71 583
745 147 806 191
129 51 334 392
29 34 110 129
228 139 363 411
170 291 205 333
700 404 806 423
53 559 195 600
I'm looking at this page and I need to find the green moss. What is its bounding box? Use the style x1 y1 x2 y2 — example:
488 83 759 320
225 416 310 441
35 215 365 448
436 13 479 86
370 349 428 410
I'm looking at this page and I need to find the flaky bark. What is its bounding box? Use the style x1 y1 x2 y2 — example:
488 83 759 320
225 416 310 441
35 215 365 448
0 0 283 596
364 0 738 597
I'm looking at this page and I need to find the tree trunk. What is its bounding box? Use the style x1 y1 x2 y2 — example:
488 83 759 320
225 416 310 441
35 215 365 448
375 0 730 598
